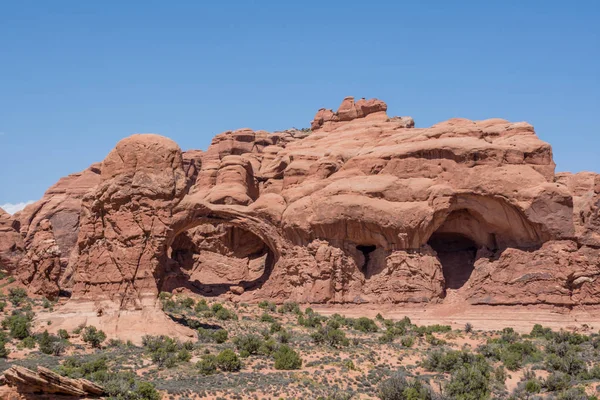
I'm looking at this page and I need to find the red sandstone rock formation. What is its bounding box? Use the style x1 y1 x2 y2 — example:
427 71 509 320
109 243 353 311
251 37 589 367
2 365 104 397
3 96 600 338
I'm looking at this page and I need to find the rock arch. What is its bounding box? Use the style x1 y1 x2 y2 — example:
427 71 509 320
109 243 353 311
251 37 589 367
161 204 285 296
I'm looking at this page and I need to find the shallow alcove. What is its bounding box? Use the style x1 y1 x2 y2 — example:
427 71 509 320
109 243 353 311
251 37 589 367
164 222 274 295
427 232 478 290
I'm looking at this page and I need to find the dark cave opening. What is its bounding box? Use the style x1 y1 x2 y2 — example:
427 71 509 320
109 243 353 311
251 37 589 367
356 244 377 276
427 232 477 290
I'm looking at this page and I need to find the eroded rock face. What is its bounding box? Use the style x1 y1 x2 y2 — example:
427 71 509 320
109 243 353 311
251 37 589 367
2 365 104 397
5 97 600 336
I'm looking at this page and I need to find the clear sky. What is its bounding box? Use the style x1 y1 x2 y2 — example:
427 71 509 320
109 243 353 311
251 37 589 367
1 1 599 211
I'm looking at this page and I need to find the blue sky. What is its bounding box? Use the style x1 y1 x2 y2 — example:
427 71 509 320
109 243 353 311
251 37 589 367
1 1 599 211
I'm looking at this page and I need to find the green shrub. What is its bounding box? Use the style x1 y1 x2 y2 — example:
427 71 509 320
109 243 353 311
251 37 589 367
311 326 349 348
353 317 378 333
0 341 9 358
215 307 237 321
544 371 572 391
273 345 302 370
8 288 28 306
0 301 6 312
215 349 241 372
423 349 482 373
401 336 414 348
2 312 31 339
57 329 70 339
258 300 276 312
233 334 264 355
278 302 300 314
445 362 491 400
194 299 209 313
530 323 553 338
82 326 106 348
178 297 195 309
142 335 191 368
525 379 541 394
196 354 218 375
213 329 228 344
211 302 224 313
278 329 291 344
260 313 275 323
378 374 435 400
38 330 61 355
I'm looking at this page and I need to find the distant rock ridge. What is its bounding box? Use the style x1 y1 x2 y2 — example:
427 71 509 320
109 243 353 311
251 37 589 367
2 96 600 339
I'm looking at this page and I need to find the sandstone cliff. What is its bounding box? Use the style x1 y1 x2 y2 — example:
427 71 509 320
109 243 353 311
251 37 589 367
3 96 600 338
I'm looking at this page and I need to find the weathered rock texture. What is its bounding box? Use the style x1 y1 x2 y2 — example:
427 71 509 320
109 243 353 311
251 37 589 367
2 365 104 397
3 96 600 336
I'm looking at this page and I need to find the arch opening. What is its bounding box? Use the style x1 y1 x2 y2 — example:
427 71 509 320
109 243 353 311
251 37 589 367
163 222 275 296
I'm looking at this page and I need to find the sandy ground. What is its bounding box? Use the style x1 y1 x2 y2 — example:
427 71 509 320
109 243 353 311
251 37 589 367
311 303 600 334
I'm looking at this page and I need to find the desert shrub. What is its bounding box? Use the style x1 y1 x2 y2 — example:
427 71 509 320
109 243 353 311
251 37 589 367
401 336 415 348
425 333 446 346
258 338 277 356
556 387 588 400
2 312 31 339
530 323 553 339
0 331 9 357
353 317 378 333
273 345 302 370
37 330 62 355
57 329 70 339
543 371 572 391
413 324 452 336
298 312 326 328
278 302 300 314
260 313 275 323
445 361 491 400
311 326 349 348
215 307 237 321
423 349 482 373
270 321 283 333
196 354 218 375
213 329 228 344
0 301 6 312
278 329 291 344
465 322 473 333
142 335 191 368
545 352 586 375
215 349 241 372
211 302 224 313
258 300 277 312
8 287 28 306
524 379 542 394
233 334 264 355
82 326 106 348
178 296 195 309
59 356 159 400
0 341 9 358
378 374 435 400
194 299 209 313
22 335 36 348
551 330 589 345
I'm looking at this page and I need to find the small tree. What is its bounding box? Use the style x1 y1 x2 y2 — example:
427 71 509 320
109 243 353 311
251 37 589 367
82 326 106 348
